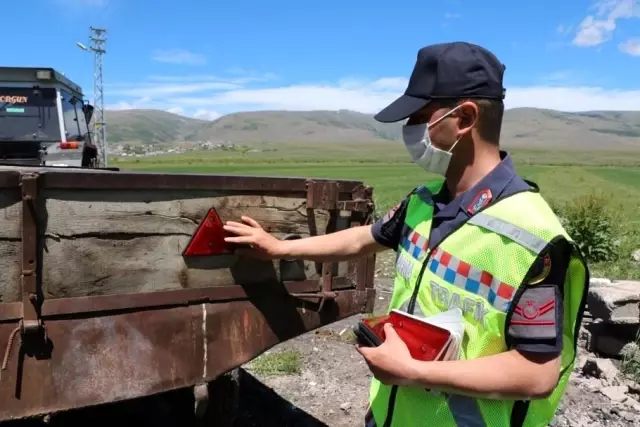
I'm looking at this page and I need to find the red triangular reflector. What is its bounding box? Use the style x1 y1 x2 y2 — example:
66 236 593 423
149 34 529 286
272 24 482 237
182 208 231 256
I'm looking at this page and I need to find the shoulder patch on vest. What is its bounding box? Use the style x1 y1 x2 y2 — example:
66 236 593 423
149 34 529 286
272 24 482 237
509 285 558 340
528 253 552 285
467 189 493 214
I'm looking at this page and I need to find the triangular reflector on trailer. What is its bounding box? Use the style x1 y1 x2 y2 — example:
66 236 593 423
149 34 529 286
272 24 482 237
182 208 232 256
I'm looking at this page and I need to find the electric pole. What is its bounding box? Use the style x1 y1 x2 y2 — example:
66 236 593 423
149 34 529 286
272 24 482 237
78 27 108 167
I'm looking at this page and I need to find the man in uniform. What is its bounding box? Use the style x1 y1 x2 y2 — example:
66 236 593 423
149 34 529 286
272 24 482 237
224 41 589 427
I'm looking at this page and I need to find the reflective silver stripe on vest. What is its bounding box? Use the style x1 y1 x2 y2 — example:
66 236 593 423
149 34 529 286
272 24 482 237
395 251 414 280
467 213 548 255
446 394 487 427
398 300 426 318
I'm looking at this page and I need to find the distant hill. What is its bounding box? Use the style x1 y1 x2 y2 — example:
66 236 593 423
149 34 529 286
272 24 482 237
501 108 640 150
104 108 640 150
104 109 208 144
187 110 402 143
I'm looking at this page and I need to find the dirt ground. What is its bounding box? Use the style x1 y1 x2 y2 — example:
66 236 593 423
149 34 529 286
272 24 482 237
243 251 640 427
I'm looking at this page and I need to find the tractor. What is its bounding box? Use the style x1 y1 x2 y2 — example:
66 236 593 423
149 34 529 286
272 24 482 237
0 67 98 168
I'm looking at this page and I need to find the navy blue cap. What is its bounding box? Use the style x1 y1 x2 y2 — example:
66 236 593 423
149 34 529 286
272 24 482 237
374 42 506 123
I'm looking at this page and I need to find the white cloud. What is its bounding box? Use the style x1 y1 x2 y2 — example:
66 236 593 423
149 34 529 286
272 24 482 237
166 107 184 115
207 83 640 112
106 97 153 111
444 12 461 19
108 81 241 98
167 83 400 113
152 49 207 65
105 74 640 120
193 109 222 120
573 0 640 47
619 38 640 55
503 86 640 111
107 101 138 110
369 77 410 91
573 16 616 46
106 100 220 121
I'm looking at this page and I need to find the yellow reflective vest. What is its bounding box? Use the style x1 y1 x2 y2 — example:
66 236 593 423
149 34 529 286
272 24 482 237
368 181 589 427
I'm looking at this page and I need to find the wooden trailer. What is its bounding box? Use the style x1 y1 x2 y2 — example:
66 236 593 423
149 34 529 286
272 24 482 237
0 165 377 424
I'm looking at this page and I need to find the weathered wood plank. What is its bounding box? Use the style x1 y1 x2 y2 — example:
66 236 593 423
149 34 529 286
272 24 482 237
0 190 21 239
0 170 19 188
0 188 22 303
0 242 21 303
42 190 317 237
41 236 323 299
0 189 334 302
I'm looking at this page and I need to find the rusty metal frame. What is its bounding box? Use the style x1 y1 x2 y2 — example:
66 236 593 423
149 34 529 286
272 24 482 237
0 277 356 322
41 168 362 193
305 179 373 213
0 168 377 421
19 173 41 334
302 180 375 310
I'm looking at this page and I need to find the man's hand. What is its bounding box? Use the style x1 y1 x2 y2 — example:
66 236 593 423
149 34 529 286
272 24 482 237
223 216 285 260
356 323 421 387
357 323 561 400
356 324 561 400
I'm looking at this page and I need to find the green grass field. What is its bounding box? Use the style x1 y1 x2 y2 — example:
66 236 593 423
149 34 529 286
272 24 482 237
112 142 640 279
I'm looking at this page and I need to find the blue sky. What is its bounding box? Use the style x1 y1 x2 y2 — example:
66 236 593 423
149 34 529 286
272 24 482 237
4 0 640 120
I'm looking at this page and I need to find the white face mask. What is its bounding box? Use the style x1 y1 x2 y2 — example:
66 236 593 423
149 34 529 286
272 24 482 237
402 105 463 176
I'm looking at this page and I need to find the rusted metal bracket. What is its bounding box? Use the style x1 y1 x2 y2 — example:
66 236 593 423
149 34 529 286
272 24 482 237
288 291 337 312
338 184 374 213
289 258 338 312
337 199 369 212
302 180 376 308
2 173 45 379
306 179 339 210
349 183 375 218
20 173 43 336
305 179 374 213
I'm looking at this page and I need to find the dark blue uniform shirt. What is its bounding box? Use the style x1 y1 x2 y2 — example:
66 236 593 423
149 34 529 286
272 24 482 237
372 151 567 354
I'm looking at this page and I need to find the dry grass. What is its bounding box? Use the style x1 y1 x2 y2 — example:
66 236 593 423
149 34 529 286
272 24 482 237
246 350 304 377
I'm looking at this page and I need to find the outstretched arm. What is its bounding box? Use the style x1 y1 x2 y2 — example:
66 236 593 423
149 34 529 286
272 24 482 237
223 195 410 263
224 198 407 262
223 216 386 262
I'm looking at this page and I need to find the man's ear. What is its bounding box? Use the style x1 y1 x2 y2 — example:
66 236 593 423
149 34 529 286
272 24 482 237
455 101 479 137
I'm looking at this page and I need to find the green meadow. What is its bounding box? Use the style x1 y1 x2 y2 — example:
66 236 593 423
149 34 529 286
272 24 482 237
113 142 640 279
